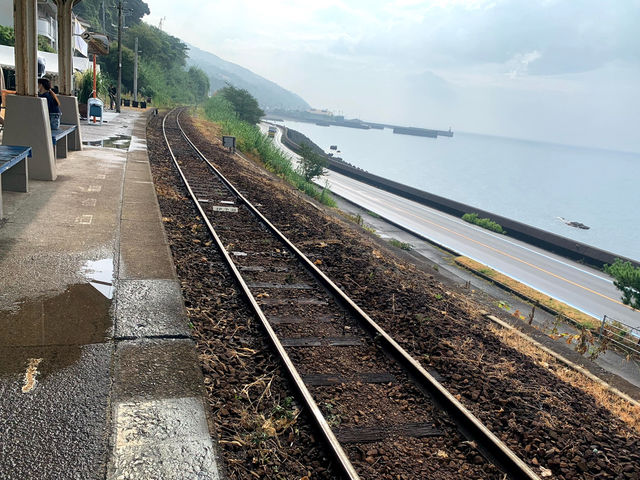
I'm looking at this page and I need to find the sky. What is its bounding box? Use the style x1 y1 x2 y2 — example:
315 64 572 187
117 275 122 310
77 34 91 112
144 0 640 152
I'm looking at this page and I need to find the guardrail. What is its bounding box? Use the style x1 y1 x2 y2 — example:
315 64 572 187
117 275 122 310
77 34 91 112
599 315 640 358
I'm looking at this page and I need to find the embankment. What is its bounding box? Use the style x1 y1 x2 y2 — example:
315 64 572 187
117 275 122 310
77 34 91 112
280 126 638 269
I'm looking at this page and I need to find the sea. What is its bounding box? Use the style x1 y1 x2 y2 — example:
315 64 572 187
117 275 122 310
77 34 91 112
279 120 640 262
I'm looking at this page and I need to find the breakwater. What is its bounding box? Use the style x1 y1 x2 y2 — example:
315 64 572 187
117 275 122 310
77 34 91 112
280 127 638 269
266 112 452 137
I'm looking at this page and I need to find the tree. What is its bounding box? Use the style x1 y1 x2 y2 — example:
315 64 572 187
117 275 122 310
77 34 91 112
0 25 14 47
100 42 135 90
604 259 640 309
187 67 210 103
219 85 264 124
0 25 56 53
124 22 188 71
73 0 150 37
297 142 327 182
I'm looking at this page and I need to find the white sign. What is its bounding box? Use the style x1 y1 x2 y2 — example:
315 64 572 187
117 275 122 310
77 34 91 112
211 206 238 212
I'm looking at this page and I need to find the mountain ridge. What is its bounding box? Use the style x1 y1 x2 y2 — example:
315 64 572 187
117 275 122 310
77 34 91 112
186 43 310 111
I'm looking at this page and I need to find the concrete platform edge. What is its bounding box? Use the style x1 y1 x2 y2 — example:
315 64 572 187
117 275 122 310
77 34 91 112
108 113 221 480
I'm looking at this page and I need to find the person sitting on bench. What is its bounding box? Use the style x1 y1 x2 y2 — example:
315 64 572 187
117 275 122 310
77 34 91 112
38 78 62 130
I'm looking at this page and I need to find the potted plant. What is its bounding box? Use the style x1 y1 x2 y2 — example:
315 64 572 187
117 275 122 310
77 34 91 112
74 69 107 118
139 91 149 108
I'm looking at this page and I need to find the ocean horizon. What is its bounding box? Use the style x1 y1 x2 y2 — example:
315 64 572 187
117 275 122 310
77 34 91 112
278 119 640 262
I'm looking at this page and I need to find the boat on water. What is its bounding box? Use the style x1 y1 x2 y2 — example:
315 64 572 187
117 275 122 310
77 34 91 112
558 217 590 230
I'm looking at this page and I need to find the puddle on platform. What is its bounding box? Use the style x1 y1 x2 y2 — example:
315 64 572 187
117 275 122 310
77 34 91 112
0 283 112 348
82 258 114 299
82 134 131 150
0 284 113 380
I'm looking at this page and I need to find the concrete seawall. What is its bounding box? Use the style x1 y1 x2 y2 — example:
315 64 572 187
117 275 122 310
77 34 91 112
281 127 638 269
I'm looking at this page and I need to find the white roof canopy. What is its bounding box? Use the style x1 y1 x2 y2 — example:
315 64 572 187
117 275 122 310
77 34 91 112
0 44 92 77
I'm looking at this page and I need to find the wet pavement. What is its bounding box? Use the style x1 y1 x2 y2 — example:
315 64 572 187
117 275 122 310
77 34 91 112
83 134 132 150
0 109 220 479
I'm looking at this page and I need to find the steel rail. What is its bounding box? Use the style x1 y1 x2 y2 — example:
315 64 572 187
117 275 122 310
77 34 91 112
162 108 361 480
173 108 543 480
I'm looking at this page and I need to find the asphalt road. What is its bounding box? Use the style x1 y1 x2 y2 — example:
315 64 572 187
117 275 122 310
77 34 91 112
260 123 640 331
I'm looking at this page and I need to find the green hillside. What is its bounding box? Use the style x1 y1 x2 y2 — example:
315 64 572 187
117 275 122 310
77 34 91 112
72 1 309 109
186 43 310 111
73 0 208 105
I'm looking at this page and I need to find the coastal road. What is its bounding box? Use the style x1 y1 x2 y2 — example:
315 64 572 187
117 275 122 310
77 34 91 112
260 123 640 331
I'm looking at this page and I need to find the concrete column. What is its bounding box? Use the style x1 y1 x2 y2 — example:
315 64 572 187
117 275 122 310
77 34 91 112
56 0 75 96
2 95 56 181
56 0 82 151
13 0 38 96
59 95 83 151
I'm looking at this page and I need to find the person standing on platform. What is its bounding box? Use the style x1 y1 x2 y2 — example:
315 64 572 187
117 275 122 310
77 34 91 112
109 85 117 110
38 78 62 130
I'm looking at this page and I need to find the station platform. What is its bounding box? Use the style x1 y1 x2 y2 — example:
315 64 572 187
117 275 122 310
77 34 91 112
0 109 220 479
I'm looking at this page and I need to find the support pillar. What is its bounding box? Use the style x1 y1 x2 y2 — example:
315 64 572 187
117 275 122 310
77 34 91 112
57 0 82 151
13 0 38 96
56 0 74 96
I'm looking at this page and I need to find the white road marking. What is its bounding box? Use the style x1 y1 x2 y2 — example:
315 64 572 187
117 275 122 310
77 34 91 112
75 215 93 225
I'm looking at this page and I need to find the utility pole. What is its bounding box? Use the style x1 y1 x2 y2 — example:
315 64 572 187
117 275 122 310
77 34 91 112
101 0 105 33
116 0 123 112
133 36 138 102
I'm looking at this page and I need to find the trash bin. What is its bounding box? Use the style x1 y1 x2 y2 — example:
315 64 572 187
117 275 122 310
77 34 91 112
88 97 104 125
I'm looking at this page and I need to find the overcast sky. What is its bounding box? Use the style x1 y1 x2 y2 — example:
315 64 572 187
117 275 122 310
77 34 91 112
144 0 640 152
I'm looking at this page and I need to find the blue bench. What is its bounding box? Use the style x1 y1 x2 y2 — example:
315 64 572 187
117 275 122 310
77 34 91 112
51 124 77 159
0 145 31 218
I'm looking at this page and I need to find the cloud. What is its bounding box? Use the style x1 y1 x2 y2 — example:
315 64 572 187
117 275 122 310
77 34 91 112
324 0 639 75
144 0 640 151
507 50 542 78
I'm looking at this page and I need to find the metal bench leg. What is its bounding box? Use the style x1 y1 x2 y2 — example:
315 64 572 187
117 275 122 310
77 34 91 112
56 137 68 159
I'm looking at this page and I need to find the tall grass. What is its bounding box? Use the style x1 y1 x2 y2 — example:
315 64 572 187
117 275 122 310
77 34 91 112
203 96 336 207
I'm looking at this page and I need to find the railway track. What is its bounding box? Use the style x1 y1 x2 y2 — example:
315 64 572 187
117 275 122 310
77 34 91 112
161 107 540 479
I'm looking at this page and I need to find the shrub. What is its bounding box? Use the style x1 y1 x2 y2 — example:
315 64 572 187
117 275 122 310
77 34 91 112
74 69 108 104
604 259 640 309
203 95 336 207
462 213 506 234
389 238 412 251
